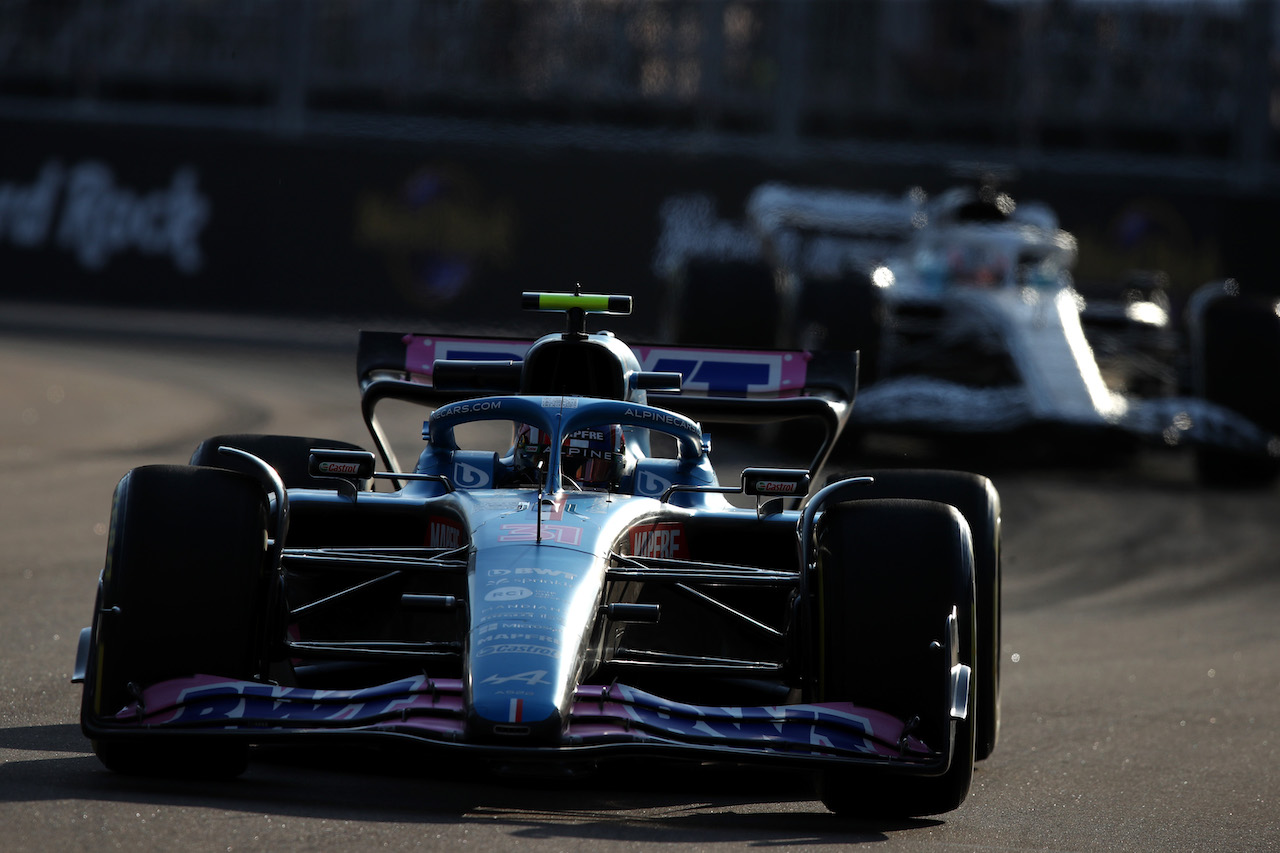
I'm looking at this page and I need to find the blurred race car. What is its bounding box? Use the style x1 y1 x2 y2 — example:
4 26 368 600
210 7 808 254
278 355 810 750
668 182 1280 485
74 290 1003 817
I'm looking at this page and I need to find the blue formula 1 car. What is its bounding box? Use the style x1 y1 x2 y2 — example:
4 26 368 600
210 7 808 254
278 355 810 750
74 291 1002 818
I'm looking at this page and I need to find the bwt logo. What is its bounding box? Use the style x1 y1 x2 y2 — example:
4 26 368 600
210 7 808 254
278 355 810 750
488 567 577 581
454 461 491 488
635 469 673 497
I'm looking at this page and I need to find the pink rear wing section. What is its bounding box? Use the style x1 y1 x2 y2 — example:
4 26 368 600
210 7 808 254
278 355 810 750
396 334 813 398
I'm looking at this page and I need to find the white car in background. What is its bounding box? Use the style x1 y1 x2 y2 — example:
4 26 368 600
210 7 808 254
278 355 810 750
668 181 1280 485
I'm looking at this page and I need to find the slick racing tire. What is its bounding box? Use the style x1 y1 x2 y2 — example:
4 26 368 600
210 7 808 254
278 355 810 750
813 498 977 818
81 465 270 778
1189 285 1280 487
191 433 373 490
849 469 1001 761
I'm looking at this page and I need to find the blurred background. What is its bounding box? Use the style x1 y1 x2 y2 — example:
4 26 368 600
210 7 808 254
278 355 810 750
2 0 1278 338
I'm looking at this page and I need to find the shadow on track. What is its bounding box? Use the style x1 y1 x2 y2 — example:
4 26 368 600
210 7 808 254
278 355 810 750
0 723 88 753
0 733 944 845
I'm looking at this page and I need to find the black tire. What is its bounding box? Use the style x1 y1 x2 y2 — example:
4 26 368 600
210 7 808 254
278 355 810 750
1190 287 1280 486
847 469 1001 761
81 465 270 777
191 433 372 490
813 499 977 818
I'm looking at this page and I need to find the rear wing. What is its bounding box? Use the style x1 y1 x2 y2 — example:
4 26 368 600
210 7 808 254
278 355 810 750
356 331 858 478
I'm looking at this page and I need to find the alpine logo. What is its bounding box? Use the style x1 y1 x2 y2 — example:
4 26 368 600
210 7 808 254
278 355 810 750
481 670 550 687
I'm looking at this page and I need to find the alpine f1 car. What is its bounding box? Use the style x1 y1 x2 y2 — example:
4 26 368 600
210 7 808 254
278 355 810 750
75 290 1002 817
669 181 1280 485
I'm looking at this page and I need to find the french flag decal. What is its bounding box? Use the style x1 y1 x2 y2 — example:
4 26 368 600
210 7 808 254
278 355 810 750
509 699 523 722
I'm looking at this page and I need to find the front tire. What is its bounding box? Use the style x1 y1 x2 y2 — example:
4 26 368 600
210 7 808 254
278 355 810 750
1189 283 1280 487
813 499 977 817
848 469 1001 760
81 465 270 777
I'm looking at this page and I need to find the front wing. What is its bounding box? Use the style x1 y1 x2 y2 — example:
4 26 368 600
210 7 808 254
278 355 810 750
83 674 947 774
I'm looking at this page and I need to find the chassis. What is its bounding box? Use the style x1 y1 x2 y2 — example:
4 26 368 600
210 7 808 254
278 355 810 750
75 291 1002 817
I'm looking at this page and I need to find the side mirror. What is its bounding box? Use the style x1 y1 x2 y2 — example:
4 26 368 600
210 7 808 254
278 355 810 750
741 467 811 498
309 449 377 491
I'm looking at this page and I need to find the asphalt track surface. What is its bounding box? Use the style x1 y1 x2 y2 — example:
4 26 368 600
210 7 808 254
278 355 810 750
2 310 1278 852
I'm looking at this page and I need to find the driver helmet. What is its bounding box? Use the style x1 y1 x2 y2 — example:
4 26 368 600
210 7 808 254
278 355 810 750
514 423 628 490
514 422 552 474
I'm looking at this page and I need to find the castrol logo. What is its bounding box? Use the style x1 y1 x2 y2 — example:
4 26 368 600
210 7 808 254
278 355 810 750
318 461 362 475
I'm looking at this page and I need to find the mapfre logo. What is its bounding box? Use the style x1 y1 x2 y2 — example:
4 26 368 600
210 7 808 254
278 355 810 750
426 516 463 548
629 522 687 559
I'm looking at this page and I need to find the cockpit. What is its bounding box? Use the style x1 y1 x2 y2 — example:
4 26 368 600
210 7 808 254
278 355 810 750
912 225 1074 291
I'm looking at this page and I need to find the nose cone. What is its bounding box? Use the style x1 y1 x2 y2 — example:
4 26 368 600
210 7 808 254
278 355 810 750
466 692 564 743
464 538 607 745
466 650 567 743
464 595 572 744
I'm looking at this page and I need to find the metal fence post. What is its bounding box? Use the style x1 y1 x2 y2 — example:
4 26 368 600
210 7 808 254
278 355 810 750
276 0 311 136
774 0 808 154
1235 0 1274 188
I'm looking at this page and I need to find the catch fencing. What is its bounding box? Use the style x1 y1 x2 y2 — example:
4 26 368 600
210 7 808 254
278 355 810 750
1 0 1275 182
